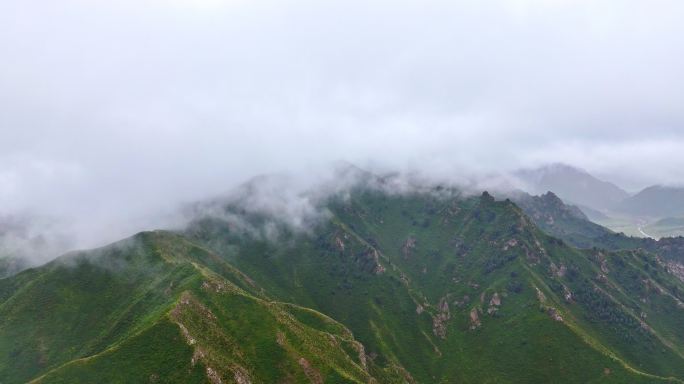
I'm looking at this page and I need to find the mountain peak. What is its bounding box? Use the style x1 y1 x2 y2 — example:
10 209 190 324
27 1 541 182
516 164 628 211
480 190 495 203
540 190 562 202
615 184 684 217
544 162 590 174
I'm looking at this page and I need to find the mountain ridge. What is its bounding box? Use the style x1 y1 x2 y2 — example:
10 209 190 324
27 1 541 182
2 182 684 383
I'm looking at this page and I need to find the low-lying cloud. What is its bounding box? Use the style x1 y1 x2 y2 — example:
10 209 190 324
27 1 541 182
1 0 684 259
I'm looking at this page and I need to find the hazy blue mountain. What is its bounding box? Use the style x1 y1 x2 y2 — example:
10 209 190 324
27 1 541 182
615 185 684 217
576 204 612 221
517 163 629 212
509 191 614 248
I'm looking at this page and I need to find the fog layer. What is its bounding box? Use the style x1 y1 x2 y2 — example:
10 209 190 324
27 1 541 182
1 0 683 255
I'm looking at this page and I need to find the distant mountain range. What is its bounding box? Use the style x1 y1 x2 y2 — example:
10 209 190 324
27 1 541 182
616 185 684 218
516 163 629 212
518 164 684 222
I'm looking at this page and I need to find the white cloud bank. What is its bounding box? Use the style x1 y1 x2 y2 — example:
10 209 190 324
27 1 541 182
1 0 683 251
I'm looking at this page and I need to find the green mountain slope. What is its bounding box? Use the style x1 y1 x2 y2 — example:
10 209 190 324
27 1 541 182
2 185 684 383
512 189 684 276
1 232 406 384
511 191 614 247
184 188 684 383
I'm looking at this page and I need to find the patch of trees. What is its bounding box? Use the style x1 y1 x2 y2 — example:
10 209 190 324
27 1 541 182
483 252 518 274
507 279 523 294
565 265 580 282
574 280 646 343
471 208 496 224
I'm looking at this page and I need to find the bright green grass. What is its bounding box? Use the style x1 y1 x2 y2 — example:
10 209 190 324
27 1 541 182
32 319 207 384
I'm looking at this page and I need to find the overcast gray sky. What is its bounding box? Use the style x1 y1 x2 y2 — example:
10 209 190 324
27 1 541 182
1 0 684 249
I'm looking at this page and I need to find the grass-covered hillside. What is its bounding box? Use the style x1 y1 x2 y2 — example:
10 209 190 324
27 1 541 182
0 232 406 384
2 183 684 383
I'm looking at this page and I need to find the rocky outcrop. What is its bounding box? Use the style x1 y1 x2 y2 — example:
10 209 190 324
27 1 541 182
370 249 386 274
535 287 547 303
233 368 251 384
487 292 501 315
563 286 573 302
502 238 518 251
666 261 684 282
298 357 323 384
550 262 567 277
593 251 609 274
547 307 563 322
432 297 451 338
206 367 224 384
489 292 501 306
469 308 481 330
402 237 416 259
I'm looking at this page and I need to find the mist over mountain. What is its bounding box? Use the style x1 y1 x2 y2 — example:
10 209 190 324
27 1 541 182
512 165 684 238
2 176 684 383
2 0 684 253
3 0 684 382
516 164 629 212
0 214 75 277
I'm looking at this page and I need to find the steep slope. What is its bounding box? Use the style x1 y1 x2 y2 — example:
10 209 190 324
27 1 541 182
507 189 684 275
185 188 684 383
0 231 405 384
501 190 684 285
511 191 613 248
517 163 629 211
